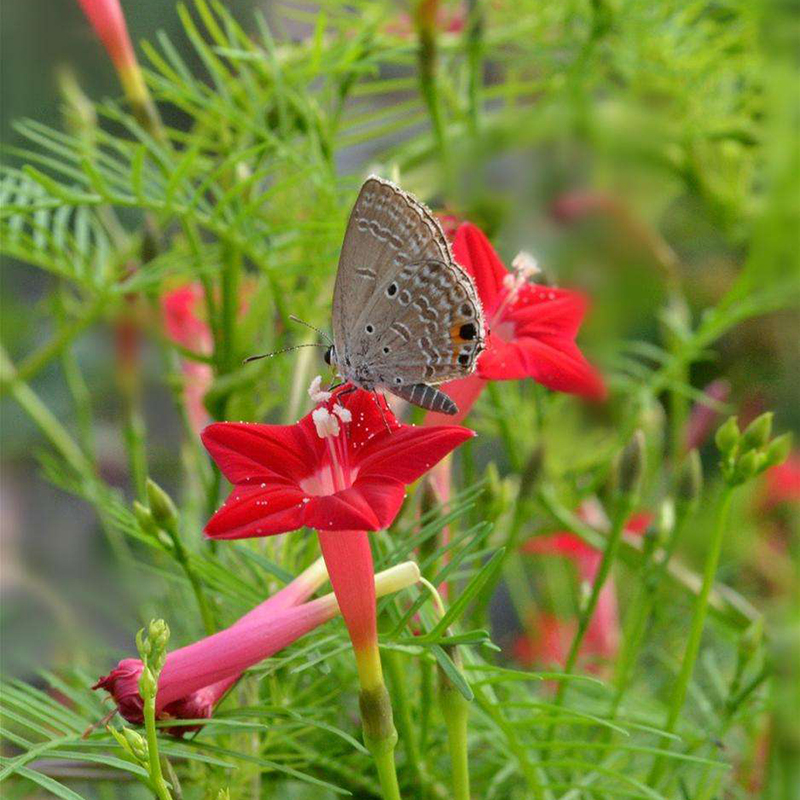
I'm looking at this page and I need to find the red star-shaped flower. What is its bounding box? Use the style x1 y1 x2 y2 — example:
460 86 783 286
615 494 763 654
202 387 474 538
452 223 606 399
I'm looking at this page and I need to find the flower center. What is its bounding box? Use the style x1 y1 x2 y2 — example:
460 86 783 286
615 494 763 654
304 397 356 496
489 250 540 329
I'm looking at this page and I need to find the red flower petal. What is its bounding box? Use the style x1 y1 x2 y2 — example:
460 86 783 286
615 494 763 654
303 481 405 531
452 223 508 314
625 512 653 536
506 285 589 340
201 422 322 487
356 424 475 484
479 334 606 399
205 485 305 539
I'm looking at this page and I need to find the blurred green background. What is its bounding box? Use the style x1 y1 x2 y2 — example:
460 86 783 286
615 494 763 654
1 0 798 714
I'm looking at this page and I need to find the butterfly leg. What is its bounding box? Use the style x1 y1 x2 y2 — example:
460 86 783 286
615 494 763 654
372 390 393 434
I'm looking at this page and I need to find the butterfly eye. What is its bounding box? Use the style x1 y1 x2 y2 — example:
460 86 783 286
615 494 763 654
365 324 375 335
324 346 334 365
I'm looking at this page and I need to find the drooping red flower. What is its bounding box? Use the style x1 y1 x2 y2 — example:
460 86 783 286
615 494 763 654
512 612 576 669
202 387 474 538
76 0 138 74
453 223 606 398
94 558 419 735
520 500 652 666
161 283 214 435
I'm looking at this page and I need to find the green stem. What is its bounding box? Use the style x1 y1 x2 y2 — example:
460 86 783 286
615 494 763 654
647 486 734 787
440 674 471 800
610 509 692 716
465 0 483 137
549 495 634 722
370 742 402 800
142 694 172 800
360 679 401 800
220 246 241 375
416 14 449 175
487 382 523 471
384 650 425 794
165 523 216 635
124 406 148 501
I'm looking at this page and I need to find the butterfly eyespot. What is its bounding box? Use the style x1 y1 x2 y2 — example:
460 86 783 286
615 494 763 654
386 283 398 297
458 353 471 366
365 324 375 334
394 377 402 385
459 323 477 340
398 290 412 306
382 346 390 354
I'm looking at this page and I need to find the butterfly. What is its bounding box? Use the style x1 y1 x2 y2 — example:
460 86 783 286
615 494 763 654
324 176 486 415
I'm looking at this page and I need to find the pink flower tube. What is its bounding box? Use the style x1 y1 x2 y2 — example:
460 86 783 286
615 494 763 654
94 559 419 734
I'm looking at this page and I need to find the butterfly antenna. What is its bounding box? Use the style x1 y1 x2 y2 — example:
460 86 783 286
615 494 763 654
243 343 327 364
288 315 333 345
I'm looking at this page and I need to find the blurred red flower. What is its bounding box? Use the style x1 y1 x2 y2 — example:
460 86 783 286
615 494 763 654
160 283 214 435
760 451 800 511
519 501 652 667
201 387 474 537
684 379 731 453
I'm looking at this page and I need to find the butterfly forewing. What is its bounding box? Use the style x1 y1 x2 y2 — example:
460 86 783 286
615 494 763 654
333 177 452 354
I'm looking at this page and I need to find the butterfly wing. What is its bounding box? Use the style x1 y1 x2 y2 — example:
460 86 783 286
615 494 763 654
333 177 485 392
332 176 453 361
357 258 484 387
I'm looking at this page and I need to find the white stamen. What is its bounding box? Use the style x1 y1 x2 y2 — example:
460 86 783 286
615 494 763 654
332 404 352 423
512 250 540 280
502 273 518 290
308 375 332 403
312 407 340 439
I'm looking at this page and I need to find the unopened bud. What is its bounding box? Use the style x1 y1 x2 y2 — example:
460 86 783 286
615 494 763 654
135 627 150 660
677 449 703 510
614 430 645 498
715 416 740 456
146 619 170 674
740 412 773 453
146 478 178 529
132 501 158 536
122 727 148 762
733 449 763 485
109 725 146 761
138 665 157 699
764 433 792 470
